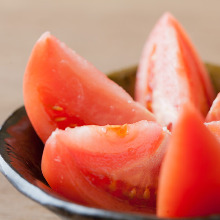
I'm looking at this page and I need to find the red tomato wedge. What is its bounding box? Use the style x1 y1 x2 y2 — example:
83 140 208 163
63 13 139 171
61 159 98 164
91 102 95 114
135 12 215 129
23 32 155 143
157 103 220 218
41 120 170 214
206 93 220 122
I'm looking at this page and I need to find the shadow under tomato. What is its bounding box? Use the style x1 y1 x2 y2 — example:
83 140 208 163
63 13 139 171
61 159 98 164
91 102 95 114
0 107 66 200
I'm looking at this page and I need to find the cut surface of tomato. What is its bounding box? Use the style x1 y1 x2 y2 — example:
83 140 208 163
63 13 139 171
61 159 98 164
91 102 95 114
23 32 155 143
206 93 220 122
205 121 220 142
41 120 170 214
135 12 215 128
157 103 220 218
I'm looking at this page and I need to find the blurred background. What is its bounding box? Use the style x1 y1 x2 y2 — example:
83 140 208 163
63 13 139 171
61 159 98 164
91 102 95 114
1 0 220 219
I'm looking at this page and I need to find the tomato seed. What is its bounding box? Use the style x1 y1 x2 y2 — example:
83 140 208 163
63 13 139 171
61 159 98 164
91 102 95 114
52 105 63 111
55 117 67 122
69 124 77 128
109 180 116 191
129 188 136 199
143 187 150 200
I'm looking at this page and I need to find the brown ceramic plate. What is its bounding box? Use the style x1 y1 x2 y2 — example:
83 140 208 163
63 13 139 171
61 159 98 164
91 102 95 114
0 64 220 220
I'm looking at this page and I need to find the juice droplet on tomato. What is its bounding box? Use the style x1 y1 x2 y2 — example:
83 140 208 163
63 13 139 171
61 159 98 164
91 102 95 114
131 108 136 113
101 127 107 134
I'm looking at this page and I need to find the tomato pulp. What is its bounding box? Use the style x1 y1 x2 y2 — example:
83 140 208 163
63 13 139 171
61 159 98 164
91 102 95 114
206 92 220 122
23 32 155 143
42 120 170 214
135 12 215 129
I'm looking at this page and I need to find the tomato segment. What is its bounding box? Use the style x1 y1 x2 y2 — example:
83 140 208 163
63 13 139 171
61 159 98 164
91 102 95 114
41 120 170 214
23 32 155 143
157 103 220 218
135 13 215 128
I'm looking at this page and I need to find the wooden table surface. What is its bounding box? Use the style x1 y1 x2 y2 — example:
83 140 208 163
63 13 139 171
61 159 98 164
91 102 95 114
1 0 220 219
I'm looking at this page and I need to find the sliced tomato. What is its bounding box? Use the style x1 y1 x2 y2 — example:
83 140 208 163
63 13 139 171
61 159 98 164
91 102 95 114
41 120 170 214
23 32 155 143
157 103 220 218
206 93 220 122
135 12 215 129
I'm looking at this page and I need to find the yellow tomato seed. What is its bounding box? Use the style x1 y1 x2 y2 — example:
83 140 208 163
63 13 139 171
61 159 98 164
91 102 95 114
109 180 116 191
55 117 67 122
69 123 78 128
129 188 136 199
143 187 150 200
52 105 63 111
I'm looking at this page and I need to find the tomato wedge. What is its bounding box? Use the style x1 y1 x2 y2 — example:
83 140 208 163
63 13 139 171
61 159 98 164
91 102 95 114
206 93 220 122
135 12 215 129
23 32 155 143
157 103 220 218
41 120 170 214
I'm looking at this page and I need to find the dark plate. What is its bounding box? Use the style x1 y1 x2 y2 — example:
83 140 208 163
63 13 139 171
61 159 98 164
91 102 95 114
1 64 220 220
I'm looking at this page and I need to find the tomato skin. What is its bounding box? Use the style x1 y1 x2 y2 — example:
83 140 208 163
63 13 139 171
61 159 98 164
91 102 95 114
157 103 220 218
135 12 215 128
41 120 170 214
23 32 155 143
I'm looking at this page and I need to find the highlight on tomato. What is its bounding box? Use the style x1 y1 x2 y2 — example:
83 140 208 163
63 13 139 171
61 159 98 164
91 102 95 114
205 121 220 142
206 92 220 122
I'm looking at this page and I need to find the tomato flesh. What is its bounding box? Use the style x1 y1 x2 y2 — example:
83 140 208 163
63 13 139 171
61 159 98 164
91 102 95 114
206 92 220 122
135 13 215 128
42 120 170 214
23 32 155 143
205 121 220 142
157 103 220 218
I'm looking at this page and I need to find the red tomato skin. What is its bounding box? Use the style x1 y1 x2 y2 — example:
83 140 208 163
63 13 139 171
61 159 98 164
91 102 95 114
135 12 215 128
42 120 170 214
206 93 220 122
23 32 155 143
157 103 220 218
